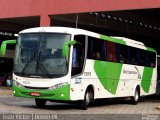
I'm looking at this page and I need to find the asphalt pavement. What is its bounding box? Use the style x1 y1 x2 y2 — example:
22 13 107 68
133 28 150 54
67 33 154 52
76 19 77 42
0 87 160 120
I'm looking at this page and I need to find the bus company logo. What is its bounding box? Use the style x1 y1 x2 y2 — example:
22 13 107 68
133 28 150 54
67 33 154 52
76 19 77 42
123 69 137 75
123 67 141 79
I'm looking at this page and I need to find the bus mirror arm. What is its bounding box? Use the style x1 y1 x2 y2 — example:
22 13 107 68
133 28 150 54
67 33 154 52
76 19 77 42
62 40 77 58
0 40 16 55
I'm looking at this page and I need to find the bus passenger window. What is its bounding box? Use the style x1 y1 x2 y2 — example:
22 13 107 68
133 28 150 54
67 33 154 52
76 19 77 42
131 58 137 65
140 50 147 66
87 36 105 61
93 51 102 60
148 52 156 68
118 45 129 64
106 42 117 62
130 47 138 65
120 54 125 63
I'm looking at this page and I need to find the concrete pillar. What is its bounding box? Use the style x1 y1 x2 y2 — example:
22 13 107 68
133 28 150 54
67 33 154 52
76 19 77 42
40 14 50 27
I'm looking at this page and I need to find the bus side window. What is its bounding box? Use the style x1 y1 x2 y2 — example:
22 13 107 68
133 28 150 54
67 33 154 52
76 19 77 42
130 47 138 65
118 44 129 64
106 41 117 62
93 51 102 60
148 52 156 67
140 50 147 66
72 35 85 76
72 45 84 67
87 36 105 61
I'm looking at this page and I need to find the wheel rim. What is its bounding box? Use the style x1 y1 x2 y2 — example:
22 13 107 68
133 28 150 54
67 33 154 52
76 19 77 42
134 90 139 101
86 92 90 105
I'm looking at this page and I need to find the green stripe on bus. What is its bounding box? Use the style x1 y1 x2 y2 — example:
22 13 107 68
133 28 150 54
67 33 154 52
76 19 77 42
94 61 122 95
146 47 156 52
100 34 126 45
141 67 153 93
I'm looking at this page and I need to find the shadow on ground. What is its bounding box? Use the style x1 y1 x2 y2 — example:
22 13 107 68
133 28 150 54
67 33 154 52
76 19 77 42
22 94 160 110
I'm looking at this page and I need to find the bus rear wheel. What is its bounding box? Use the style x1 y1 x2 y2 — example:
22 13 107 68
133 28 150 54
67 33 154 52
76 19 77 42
35 98 46 107
130 87 140 105
80 89 94 110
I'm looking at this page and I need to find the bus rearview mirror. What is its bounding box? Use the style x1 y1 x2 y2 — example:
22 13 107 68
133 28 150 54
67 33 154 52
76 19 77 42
1 40 16 55
62 40 77 58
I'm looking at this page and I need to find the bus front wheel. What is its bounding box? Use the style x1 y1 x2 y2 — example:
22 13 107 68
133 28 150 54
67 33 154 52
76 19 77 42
35 98 46 107
79 89 94 110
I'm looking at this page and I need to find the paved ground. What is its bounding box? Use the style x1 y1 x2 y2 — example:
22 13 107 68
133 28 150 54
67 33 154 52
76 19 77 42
0 87 160 120
0 96 160 114
0 87 12 96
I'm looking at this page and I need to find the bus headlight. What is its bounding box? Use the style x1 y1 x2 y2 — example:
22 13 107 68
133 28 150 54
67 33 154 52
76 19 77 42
13 81 24 88
49 82 68 90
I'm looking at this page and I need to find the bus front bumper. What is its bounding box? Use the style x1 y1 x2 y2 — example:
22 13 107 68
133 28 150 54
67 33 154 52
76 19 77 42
12 84 70 101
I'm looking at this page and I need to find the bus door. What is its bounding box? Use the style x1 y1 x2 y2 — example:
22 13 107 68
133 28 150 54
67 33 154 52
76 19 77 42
71 35 86 77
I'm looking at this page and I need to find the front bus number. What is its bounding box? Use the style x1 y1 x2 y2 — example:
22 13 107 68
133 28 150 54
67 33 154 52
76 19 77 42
84 72 91 76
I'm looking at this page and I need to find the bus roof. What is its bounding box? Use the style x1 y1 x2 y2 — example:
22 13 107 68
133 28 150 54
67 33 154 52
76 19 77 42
19 27 156 52
112 37 144 46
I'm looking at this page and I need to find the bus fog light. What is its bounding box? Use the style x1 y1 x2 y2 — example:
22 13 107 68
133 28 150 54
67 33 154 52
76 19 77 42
13 91 16 94
61 94 64 97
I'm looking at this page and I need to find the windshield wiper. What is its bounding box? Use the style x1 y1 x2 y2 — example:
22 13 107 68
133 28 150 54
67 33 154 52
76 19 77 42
21 60 33 75
21 60 52 78
37 61 52 78
21 48 35 75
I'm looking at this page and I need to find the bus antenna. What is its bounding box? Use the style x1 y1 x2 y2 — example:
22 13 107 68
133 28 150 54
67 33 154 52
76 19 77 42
76 13 79 28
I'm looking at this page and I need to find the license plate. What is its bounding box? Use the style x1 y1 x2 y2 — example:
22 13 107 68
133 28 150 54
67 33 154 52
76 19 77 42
30 92 40 97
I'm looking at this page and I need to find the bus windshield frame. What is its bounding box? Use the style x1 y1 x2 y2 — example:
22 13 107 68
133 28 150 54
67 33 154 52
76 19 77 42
13 32 71 78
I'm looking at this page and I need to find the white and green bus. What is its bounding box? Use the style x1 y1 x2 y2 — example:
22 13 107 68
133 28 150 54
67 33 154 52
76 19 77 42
1 27 157 110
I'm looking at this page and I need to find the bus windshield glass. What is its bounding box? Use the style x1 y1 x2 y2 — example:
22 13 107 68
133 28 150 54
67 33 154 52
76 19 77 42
13 33 71 78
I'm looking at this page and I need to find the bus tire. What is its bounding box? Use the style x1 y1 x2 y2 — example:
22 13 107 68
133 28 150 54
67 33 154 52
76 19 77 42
130 87 140 105
35 98 46 107
80 88 94 110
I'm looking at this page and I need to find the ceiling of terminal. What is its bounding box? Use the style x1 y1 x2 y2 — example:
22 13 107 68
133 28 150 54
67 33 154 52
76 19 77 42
0 8 160 53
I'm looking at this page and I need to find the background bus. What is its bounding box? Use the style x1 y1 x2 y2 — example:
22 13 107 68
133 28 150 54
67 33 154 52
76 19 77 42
0 27 157 110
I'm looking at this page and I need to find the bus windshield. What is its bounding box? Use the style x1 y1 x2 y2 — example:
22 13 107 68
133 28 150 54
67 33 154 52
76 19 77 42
13 33 71 78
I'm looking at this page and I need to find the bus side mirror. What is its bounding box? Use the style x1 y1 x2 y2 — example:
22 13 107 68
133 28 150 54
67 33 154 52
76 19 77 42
62 40 77 58
0 40 16 55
